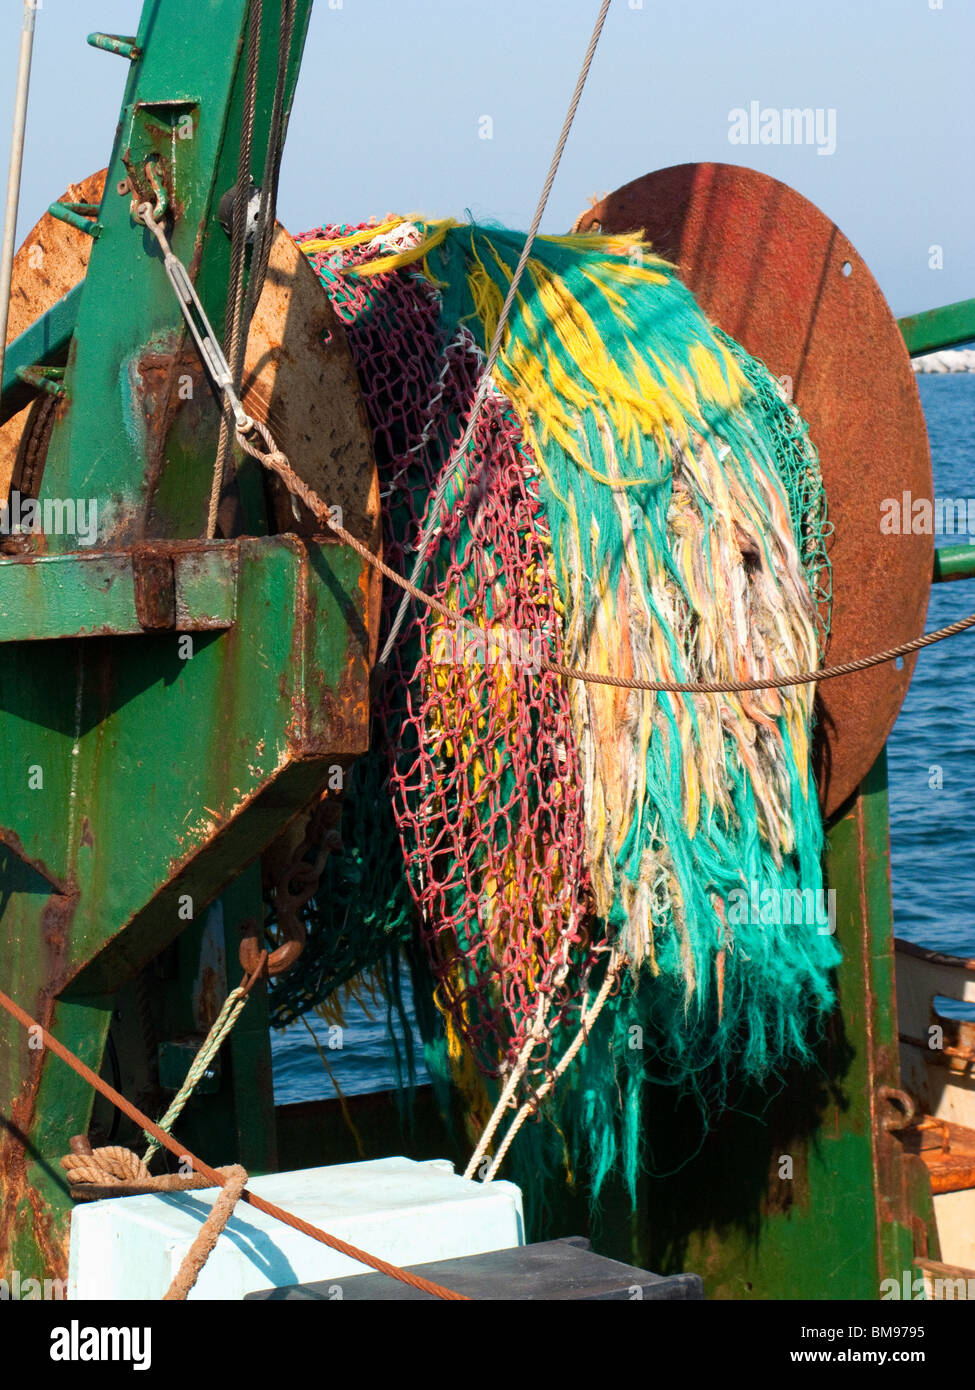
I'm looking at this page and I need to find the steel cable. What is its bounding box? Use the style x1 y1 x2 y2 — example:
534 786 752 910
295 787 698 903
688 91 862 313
378 0 614 665
209 0 264 539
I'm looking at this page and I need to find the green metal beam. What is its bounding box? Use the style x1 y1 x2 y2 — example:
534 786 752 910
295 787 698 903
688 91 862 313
933 543 975 583
898 298 975 357
0 544 237 642
0 284 82 425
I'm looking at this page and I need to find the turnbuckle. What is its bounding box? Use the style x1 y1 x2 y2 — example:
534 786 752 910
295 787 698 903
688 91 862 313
135 198 253 437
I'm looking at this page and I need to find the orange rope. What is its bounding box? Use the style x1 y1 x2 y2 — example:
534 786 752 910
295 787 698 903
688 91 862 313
0 985 468 1301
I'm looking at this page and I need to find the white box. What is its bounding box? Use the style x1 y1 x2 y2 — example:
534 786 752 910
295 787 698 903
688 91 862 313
68 1157 524 1300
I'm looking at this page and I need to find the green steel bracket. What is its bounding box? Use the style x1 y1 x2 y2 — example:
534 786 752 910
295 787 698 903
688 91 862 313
14 365 65 400
898 298 975 356
87 32 141 61
0 284 82 425
46 202 102 239
933 543 975 583
0 543 237 642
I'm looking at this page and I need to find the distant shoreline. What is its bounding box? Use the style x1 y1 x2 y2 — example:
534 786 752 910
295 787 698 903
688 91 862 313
912 347 975 374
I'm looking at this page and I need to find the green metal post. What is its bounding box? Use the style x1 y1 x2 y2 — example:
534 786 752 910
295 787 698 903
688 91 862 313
933 544 975 583
0 0 373 1288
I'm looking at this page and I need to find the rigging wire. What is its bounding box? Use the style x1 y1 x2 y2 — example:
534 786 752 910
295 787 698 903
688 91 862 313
378 0 614 667
208 0 297 539
236 414 975 694
209 0 264 539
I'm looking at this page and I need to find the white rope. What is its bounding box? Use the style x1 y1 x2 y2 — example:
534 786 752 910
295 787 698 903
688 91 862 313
462 1006 551 1181
472 950 625 1184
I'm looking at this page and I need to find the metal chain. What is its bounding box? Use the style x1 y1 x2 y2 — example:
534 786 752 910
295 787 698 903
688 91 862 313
244 788 344 979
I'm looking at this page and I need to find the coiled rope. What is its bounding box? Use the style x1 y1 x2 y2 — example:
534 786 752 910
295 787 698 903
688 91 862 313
61 1142 247 1301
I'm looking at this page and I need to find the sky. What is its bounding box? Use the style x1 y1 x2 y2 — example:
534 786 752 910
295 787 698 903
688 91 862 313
1 0 973 319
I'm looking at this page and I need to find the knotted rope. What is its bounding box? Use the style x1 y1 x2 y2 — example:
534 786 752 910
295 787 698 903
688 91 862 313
0 986 468 1300
61 1140 248 1301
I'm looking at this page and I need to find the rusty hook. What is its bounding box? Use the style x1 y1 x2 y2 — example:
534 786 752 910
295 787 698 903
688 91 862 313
239 913 305 980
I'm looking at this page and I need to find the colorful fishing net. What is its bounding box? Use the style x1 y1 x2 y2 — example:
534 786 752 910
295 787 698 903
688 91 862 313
268 215 837 1205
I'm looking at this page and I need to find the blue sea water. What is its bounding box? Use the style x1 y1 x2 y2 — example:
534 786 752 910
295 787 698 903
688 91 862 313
273 374 975 1102
887 374 975 961
271 982 427 1105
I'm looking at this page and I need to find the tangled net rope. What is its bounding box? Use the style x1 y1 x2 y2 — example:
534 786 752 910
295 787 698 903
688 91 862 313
274 222 605 1104
269 215 839 1205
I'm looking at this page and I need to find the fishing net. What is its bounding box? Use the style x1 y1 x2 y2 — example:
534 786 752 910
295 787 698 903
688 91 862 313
268 216 837 1203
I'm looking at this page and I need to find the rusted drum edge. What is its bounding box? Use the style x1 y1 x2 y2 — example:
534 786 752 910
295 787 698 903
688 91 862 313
577 163 934 817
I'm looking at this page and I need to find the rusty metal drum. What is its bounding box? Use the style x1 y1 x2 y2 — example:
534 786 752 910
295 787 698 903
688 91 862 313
575 163 933 817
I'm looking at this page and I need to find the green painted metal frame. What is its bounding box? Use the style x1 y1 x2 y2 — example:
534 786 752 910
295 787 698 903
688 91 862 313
0 0 373 1284
0 533 370 1275
0 544 236 642
39 0 310 547
897 298 975 357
